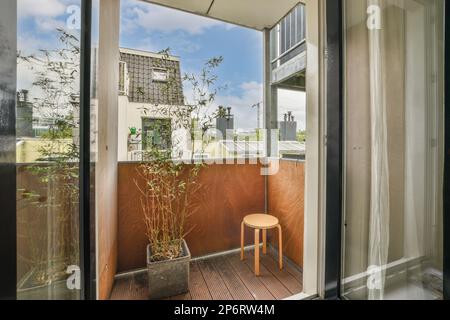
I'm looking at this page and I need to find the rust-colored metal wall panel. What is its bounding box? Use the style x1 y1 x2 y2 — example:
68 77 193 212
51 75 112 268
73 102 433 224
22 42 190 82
117 163 265 273
267 160 304 267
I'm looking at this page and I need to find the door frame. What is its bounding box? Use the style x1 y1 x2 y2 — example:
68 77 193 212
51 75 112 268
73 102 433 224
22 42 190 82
443 0 450 301
0 0 17 301
323 0 343 300
79 0 94 300
0 0 93 300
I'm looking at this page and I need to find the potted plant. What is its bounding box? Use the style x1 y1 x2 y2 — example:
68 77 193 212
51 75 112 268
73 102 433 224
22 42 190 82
135 51 225 299
136 150 200 299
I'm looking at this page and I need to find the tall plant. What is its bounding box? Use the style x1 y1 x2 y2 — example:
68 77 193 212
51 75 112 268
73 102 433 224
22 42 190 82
135 50 225 262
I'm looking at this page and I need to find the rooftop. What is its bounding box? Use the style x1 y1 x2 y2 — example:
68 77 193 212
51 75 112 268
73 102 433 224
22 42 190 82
119 48 184 105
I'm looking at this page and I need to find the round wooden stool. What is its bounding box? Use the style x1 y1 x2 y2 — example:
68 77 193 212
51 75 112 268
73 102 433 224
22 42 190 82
241 214 283 276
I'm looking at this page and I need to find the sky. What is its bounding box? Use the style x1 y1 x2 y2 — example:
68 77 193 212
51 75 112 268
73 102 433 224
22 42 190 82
16 0 306 130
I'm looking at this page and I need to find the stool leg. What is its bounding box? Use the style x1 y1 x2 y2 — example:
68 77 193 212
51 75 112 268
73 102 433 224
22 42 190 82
241 221 245 260
277 224 283 270
255 229 260 276
262 229 267 254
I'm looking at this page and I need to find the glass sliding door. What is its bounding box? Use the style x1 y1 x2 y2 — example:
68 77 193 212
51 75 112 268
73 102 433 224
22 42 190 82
15 0 89 299
0 0 18 300
342 0 444 300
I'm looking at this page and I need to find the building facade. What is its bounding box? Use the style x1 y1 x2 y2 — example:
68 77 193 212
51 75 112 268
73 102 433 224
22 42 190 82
117 48 189 161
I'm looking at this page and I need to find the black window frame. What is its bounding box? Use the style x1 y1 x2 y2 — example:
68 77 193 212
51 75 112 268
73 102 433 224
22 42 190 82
0 0 93 300
323 0 343 300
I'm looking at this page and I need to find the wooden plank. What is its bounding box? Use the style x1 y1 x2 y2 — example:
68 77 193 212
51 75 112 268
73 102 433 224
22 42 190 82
279 254 303 283
167 292 192 300
244 252 291 300
109 255 302 301
189 262 212 300
212 256 254 300
197 259 234 300
111 272 193 300
110 277 133 300
110 272 149 300
259 253 302 295
227 254 275 300
130 272 150 300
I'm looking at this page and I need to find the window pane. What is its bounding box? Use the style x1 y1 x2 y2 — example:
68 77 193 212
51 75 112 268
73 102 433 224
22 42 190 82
342 0 444 300
280 18 286 54
286 14 291 51
16 0 82 300
297 6 305 43
290 11 296 49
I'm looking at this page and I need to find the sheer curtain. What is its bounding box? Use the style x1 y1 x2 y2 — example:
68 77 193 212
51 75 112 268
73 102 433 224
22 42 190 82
367 0 390 300
343 0 444 300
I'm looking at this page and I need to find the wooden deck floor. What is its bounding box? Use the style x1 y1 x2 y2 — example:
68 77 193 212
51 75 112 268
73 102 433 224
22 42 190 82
110 250 303 300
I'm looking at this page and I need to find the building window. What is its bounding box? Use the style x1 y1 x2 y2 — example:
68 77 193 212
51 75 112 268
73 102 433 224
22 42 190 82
152 68 168 82
118 61 129 96
142 118 172 152
270 3 306 68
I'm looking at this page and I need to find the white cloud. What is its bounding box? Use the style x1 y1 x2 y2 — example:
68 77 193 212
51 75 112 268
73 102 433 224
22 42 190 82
125 2 230 35
123 33 201 55
212 85 306 130
17 32 58 56
181 81 262 130
121 36 160 53
16 62 46 103
18 0 66 18
35 17 66 32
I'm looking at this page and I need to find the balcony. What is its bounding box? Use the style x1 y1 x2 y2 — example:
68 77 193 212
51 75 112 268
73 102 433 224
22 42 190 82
16 159 305 300
109 160 305 300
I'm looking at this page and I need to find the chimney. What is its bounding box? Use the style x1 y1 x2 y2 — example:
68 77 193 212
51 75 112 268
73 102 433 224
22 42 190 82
22 90 28 102
216 106 234 140
279 111 297 141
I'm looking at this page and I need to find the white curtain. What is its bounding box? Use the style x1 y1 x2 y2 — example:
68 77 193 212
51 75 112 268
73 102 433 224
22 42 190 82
367 0 390 300
344 0 444 300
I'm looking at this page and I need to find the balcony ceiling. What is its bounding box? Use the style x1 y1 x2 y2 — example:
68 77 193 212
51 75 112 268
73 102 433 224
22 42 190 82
142 0 302 30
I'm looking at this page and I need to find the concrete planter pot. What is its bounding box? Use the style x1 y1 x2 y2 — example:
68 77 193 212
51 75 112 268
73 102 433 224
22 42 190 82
146 239 191 300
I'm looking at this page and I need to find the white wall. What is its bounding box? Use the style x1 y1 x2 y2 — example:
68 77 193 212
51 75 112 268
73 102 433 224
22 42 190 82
117 99 189 161
302 0 324 296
